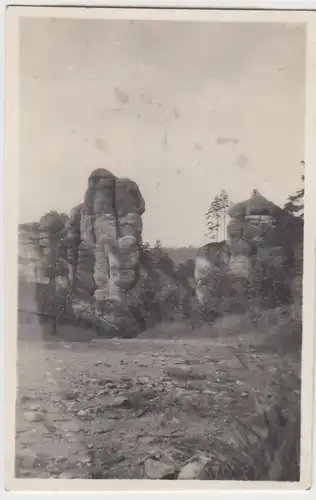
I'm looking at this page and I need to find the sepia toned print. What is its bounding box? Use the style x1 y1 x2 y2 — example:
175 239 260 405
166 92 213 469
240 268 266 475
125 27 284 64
4 6 316 492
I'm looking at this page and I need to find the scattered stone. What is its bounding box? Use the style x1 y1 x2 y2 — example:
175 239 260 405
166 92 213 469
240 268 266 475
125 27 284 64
77 453 91 464
47 379 57 385
189 371 206 380
18 433 40 447
106 382 116 389
64 391 78 401
164 366 205 380
148 448 162 460
17 448 37 469
24 411 45 423
144 458 177 479
110 396 130 408
66 402 77 411
38 472 52 478
204 389 216 395
46 464 61 474
29 403 42 412
20 395 34 404
66 435 77 443
61 422 81 433
174 388 189 398
178 459 210 480
164 367 191 378
18 469 34 477
170 417 181 425
55 456 69 464
76 410 89 418
138 436 155 445
97 389 109 396
139 387 156 398
58 471 75 479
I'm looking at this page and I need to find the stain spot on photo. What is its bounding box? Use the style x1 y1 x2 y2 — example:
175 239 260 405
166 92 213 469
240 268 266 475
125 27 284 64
115 87 130 105
217 137 240 145
95 138 108 152
194 143 203 151
236 154 249 169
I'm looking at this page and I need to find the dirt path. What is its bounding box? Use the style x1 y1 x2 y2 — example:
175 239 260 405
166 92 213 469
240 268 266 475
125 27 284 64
15 319 300 480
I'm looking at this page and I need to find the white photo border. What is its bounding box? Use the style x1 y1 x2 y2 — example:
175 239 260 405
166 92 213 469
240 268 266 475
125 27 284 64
2 2 316 495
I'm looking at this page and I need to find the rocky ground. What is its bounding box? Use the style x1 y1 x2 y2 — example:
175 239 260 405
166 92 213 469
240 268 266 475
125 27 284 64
15 314 300 481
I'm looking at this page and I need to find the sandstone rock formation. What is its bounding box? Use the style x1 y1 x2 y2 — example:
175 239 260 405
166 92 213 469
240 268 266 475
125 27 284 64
194 241 230 308
18 224 43 284
65 168 145 334
18 216 71 331
195 190 303 310
38 212 69 288
19 219 68 288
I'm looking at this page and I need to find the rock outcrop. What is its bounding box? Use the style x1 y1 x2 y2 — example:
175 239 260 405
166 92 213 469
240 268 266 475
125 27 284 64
64 168 145 335
195 190 303 309
19 220 68 288
194 241 230 308
18 225 43 283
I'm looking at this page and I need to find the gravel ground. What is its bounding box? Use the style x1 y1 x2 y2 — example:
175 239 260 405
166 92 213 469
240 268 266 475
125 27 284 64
15 315 300 481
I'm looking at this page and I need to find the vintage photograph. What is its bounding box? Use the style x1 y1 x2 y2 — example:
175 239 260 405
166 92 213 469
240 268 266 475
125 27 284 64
5 6 316 489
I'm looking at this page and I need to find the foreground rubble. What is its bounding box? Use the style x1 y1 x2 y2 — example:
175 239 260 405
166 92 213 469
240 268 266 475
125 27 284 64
15 321 300 480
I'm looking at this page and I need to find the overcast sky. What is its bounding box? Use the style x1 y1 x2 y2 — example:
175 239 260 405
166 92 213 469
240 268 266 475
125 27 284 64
19 18 306 247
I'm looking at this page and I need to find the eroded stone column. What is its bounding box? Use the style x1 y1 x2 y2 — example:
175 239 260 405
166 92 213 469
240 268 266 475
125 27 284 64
67 169 145 334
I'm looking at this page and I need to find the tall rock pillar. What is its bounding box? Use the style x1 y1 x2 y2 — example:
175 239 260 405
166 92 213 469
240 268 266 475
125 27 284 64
66 168 145 335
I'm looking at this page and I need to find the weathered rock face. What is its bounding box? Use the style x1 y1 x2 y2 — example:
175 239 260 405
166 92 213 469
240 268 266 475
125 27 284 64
18 226 42 283
38 213 69 287
194 241 230 308
65 169 145 335
195 191 303 309
227 191 288 276
19 221 67 287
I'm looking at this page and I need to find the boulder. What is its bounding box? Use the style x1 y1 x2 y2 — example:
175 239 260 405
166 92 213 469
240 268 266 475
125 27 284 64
24 411 45 423
178 459 210 480
17 448 38 469
144 459 177 479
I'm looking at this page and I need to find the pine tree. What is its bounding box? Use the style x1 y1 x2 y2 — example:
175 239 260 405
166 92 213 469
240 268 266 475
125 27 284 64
284 161 305 219
205 190 232 241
